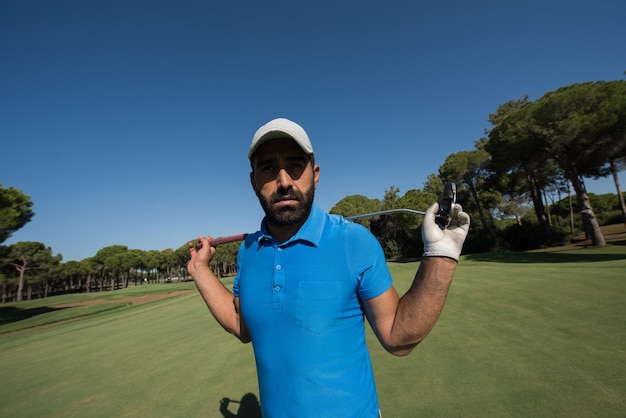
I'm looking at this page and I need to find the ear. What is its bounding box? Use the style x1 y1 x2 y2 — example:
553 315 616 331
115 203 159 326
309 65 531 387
250 171 258 193
313 164 320 190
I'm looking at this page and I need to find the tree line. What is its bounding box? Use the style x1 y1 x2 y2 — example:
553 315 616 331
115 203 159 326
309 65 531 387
0 184 240 303
1 79 625 302
332 80 625 257
0 238 240 303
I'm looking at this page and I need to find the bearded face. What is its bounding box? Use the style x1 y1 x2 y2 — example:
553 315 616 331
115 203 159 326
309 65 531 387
256 178 316 227
250 138 319 234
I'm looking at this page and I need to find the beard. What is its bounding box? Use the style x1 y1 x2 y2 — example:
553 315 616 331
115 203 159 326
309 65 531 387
257 183 315 227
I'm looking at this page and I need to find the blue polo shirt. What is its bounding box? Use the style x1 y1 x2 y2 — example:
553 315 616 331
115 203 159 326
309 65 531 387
233 204 393 417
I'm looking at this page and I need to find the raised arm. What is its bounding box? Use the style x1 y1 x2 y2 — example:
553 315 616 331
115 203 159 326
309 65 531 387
363 202 470 356
188 236 250 343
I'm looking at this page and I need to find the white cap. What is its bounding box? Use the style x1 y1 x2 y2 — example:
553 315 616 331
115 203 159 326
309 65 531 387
248 118 314 159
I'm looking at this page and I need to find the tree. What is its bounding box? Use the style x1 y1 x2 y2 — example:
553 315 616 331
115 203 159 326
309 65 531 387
487 95 530 127
0 184 34 244
330 194 382 229
108 250 142 289
486 101 554 238
592 81 626 227
423 174 444 196
211 242 240 278
394 188 439 258
143 250 166 283
58 260 90 293
174 244 191 281
606 157 626 228
93 245 128 291
3 241 61 302
374 186 404 258
532 81 626 245
125 249 144 286
439 149 492 233
394 188 437 233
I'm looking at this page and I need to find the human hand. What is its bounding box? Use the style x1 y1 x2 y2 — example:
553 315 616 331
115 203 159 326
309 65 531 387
187 236 216 276
422 202 470 261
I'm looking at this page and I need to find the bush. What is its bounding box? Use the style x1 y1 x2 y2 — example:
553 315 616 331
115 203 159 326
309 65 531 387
383 239 403 260
597 210 625 226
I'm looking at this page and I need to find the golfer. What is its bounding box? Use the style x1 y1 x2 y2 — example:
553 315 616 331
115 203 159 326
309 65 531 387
188 118 470 417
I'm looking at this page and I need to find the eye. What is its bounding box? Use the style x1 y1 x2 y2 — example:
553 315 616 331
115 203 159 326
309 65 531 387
260 164 276 174
288 162 307 177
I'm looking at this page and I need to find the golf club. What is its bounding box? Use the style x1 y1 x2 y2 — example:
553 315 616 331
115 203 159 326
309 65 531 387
345 208 427 219
347 181 456 228
199 182 456 248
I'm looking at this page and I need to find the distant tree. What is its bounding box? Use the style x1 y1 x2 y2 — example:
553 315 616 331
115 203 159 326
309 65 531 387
373 186 403 256
0 246 12 303
2 241 61 301
126 249 145 286
439 149 492 233
0 184 34 244
58 260 90 293
395 188 439 257
160 248 177 281
174 244 191 280
211 242 240 278
423 174 444 196
606 157 626 227
143 250 165 283
594 87 626 228
382 186 400 210
532 81 626 245
93 245 128 291
109 249 143 289
486 101 553 238
330 194 382 229
83 257 101 293
131 251 148 285
395 188 438 231
487 95 530 127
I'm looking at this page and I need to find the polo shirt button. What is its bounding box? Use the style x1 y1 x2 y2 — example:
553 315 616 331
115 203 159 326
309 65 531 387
277 247 283 252
276 265 282 270
274 286 281 292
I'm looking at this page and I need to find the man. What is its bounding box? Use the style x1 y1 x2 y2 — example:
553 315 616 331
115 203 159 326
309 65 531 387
188 118 470 417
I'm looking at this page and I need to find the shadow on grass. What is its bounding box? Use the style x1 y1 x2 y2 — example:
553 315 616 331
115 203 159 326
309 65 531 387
0 306 68 326
464 250 626 263
219 393 261 418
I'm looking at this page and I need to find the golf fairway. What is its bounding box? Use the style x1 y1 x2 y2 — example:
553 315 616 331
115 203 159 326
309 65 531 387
1 245 625 417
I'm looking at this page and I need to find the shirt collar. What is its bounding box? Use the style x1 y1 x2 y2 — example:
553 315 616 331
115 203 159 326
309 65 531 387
258 204 325 247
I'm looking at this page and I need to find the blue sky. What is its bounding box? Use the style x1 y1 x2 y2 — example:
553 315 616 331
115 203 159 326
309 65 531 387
2 0 625 262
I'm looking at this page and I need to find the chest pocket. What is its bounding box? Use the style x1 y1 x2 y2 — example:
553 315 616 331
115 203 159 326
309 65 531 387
296 281 342 334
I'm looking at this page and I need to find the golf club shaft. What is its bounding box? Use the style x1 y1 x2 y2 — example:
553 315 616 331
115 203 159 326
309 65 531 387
205 183 456 246
346 208 426 220
204 209 427 247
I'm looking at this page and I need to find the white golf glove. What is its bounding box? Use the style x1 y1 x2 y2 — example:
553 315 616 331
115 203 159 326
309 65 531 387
422 202 470 261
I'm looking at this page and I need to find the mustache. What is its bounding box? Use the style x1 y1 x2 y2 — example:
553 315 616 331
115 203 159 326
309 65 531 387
269 188 304 205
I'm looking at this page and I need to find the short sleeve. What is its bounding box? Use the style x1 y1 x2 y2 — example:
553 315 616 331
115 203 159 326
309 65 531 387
346 223 393 300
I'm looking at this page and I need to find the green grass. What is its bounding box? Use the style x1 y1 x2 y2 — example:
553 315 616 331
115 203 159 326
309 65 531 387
1 246 625 417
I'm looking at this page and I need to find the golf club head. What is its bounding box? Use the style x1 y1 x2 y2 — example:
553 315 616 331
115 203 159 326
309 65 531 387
435 182 456 229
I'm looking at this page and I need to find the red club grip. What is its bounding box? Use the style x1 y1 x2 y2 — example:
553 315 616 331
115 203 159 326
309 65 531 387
210 234 247 247
195 234 247 251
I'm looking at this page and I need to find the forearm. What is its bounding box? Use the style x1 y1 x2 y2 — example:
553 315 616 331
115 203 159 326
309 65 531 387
389 257 457 355
192 266 249 342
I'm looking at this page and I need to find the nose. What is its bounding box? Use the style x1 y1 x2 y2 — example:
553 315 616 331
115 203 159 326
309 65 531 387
276 168 293 188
